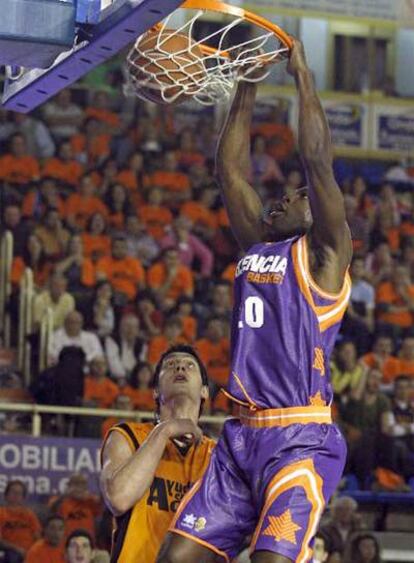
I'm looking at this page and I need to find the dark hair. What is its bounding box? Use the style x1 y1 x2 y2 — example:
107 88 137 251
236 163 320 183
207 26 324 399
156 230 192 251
394 375 410 385
315 530 332 556
152 344 208 389
86 212 107 234
130 361 153 389
105 183 130 215
5 479 27 498
350 533 380 563
65 528 94 549
45 514 65 527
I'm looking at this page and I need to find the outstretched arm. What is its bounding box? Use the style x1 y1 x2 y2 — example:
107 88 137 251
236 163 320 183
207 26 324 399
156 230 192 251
216 81 263 251
289 40 352 283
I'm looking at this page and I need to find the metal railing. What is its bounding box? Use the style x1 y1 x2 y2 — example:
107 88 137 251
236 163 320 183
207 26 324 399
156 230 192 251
17 268 36 385
0 402 227 438
0 231 13 348
39 304 53 374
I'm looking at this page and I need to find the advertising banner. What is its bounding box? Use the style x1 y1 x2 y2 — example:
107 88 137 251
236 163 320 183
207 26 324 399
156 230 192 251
0 435 101 500
372 105 414 153
322 100 369 149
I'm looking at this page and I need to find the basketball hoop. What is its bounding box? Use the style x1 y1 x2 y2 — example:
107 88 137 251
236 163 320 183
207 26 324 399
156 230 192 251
125 0 293 106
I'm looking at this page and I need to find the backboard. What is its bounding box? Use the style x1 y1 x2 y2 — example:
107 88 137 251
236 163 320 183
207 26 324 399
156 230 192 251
1 0 184 113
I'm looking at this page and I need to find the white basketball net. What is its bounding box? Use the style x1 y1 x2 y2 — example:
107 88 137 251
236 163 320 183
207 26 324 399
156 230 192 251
125 9 289 106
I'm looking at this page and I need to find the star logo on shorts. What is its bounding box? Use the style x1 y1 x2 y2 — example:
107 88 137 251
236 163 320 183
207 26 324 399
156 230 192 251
309 391 326 407
182 513 197 529
263 509 301 545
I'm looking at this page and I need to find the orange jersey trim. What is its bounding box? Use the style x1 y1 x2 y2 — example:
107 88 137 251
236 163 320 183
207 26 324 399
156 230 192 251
220 388 252 409
231 372 259 410
250 458 325 563
170 529 230 563
238 406 332 428
169 479 202 529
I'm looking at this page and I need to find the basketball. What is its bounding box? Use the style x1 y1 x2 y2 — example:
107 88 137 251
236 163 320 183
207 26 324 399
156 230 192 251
126 27 206 105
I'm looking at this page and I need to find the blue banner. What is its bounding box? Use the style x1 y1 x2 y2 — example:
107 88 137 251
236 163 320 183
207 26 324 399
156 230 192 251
323 102 366 148
0 435 101 501
377 113 414 151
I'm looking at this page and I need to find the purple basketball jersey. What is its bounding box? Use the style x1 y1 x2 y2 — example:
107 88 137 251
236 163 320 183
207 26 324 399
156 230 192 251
226 235 351 409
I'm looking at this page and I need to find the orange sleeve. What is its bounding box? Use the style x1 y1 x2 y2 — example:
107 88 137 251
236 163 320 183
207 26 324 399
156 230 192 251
133 259 145 285
182 267 194 295
147 264 163 288
81 259 96 287
11 257 24 286
148 336 165 365
96 257 110 278
376 283 393 304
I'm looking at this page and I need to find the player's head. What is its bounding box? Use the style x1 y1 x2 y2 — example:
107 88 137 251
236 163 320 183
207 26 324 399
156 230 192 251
4 480 27 506
349 533 380 563
262 185 312 241
313 531 331 563
44 515 65 547
153 345 209 417
65 529 94 563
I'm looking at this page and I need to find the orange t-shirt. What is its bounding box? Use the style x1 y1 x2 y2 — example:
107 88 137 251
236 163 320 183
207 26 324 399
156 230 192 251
0 505 41 551
362 352 401 383
96 255 145 300
383 358 414 382
147 262 194 301
25 539 65 563
65 194 108 229
85 107 120 128
401 221 414 238
148 170 190 193
83 376 120 408
22 191 65 217
70 134 111 165
147 335 187 365
81 233 111 262
221 263 236 284
195 338 230 386
175 150 205 168
107 211 125 231
180 201 217 230
0 154 40 184
11 256 51 288
252 122 295 161
52 496 101 540
181 315 197 342
122 386 155 411
376 282 414 328
42 158 84 186
116 170 149 196
139 205 173 240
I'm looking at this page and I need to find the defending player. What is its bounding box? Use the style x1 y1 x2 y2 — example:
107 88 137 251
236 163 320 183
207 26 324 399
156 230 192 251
157 39 352 563
100 345 214 562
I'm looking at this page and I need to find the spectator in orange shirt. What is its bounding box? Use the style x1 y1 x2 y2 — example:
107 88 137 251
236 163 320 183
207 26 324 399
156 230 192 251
139 187 173 241
180 186 218 240
252 105 295 162
0 480 41 560
376 265 414 336
42 141 84 188
350 175 375 224
70 118 111 168
83 356 120 409
96 235 145 303
175 128 206 171
49 474 102 541
395 336 414 380
123 361 155 411
361 335 400 383
147 316 186 365
34 208 70 261
147 150 191 207
250 134 285 188
65 174 108 230
25 515 65 563
195 317 230 387
81 213 111 263
85 90 120 130
364 241 394 288
104 314 147 381
22 177 65 220
173 295 198 342
104 183 130 230
11 234 51 289
221 262 236 285
370 212 400 255
55 235 95 293
116 151 149 201
147 247 194 310
0 133 40 185
101 394 135 438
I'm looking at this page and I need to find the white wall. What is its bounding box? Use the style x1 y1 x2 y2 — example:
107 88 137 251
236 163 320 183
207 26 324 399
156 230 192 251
299 18 329 90
396 29 414 96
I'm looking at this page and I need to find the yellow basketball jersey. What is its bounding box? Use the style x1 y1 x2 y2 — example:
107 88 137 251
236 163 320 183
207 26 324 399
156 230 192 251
103 422 215 563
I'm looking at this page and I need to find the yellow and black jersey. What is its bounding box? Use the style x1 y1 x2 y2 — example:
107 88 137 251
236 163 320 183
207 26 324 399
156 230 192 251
102 421 215 563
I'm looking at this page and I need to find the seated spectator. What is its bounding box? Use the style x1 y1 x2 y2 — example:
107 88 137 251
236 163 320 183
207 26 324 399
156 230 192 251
394 335 414 380
375 183 400 226
180 186 218 240
195 317 230 387
42 141 84 187
380 375 414 482
173 296 198 342
350 175 375 224
147 247 194 311
331 340 365 403
376 265 414 338
160 216 214 278
342 258 375 354
361 335 400 383
103 183 130 230
12 112 55 159
96 235 145 304
48 311 103 365
88 281 115 339
0 133 40 185
70 118 111 168
125 214 159 266
65 174 108 231
116 151 148 199
139 187 173 241
101 394 134 438
147 150 191 207
339 369 391 487
22 178 65 220
122 361 155 411
81 213 111 263
11 234 51 288
344 195 370 256
42 89 84 141
105 314 147 381
25 515 65 563
175 128 205 170
34 207 70 261
370 211 400 255
320 497 362 560
147 316 186 365
55 235 96 294
83 356 119 409
313 530 332 563
250 134 284 188
50 474 101 541
0 480 41 560
33 273 75 331
364 242 393 287
65 529 95 563
135 290 163 337
252 104 295 162
2 203 30 257
343 533 381 563
195 280 233 332
85 90 120 130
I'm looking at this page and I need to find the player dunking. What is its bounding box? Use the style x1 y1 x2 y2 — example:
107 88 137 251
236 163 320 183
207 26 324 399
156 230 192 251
157 39 352 563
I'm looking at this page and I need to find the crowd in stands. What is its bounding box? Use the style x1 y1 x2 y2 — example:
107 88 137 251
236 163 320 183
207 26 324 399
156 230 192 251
0 72 413 561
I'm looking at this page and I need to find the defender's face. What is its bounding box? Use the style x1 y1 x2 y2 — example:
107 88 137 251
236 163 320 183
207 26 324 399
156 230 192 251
156 352 206 405
262 186 312 240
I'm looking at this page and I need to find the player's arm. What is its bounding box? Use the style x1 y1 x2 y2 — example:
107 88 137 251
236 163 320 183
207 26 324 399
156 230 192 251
216 81 263 251
100 419 202 516
289 39 352 285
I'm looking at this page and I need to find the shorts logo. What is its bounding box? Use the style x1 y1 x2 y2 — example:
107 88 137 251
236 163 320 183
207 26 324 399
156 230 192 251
182 513 197 529
263 509 301 545
195 517 207 532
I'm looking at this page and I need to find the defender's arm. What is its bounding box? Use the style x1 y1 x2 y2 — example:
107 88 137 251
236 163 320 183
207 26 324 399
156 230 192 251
216 81 263 251
290 41 352 277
